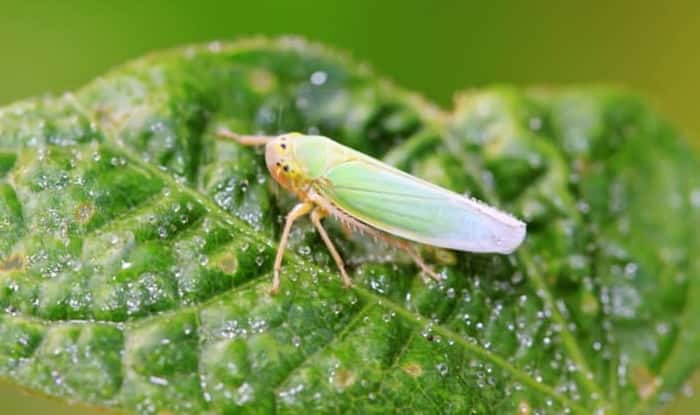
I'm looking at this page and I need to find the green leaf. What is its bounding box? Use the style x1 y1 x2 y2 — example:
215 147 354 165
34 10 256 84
0 37 698 414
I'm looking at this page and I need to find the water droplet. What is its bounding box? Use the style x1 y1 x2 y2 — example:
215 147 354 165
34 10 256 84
310 71 328 86
435 362 449 376
682 381 694 397
110 156 126 166
249 318 268 333
149 376 169 386
278 383 304 405
292 335 302 347
421 323 433 338
235 382 254 406
691 188 700 208
568 254 587 270
576 200 590 214
51 370 64 386
624 262 638 279
369 277 386 294
463 291 472 303
656 322 670 335
207 41 222 52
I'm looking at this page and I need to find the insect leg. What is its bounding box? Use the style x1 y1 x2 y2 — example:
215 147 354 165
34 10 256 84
401 242 443 283
271 202 314 294
307 191 441 284
217 128 276 146
310 208 352 288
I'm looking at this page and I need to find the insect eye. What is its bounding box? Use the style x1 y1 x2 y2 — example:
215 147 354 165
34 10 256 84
276 161 281 166
283 165 289 172
280 143 287 149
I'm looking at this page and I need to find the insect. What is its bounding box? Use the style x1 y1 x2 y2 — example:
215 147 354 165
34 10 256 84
217 129 527 294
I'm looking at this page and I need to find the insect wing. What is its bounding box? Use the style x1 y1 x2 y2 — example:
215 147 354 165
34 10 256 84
317 159 526 254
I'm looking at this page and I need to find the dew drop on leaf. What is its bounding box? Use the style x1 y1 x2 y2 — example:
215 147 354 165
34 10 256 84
691 188 700 208
309 70 328 86
435 362 449 376
235 382 255 406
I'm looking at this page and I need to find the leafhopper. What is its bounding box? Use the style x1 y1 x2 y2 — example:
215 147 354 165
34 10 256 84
218 129 527 294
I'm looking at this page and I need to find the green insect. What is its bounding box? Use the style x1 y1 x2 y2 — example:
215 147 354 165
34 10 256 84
218 129 527 294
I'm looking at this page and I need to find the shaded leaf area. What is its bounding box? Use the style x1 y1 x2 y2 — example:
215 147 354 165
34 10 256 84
0 38 696 414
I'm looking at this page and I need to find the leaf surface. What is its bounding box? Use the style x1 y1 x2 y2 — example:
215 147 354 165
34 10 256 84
0 38 697 414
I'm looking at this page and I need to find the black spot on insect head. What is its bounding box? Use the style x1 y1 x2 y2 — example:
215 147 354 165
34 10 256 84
283 165 290 172
280 143 287 149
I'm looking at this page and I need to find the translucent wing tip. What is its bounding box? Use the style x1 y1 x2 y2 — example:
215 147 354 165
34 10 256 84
464 197 527 254
492 218 527 254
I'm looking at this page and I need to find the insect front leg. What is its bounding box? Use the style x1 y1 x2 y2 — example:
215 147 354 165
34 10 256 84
272 202 314 294
217 128 276 146
310 208 353 288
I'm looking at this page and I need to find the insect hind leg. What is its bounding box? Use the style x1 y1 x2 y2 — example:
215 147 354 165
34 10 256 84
407 247 442 282
393 239 443 283
308 192 442 285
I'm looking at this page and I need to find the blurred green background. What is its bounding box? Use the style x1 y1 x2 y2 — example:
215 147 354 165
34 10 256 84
0 1 698 414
